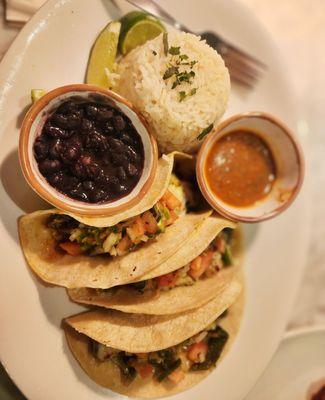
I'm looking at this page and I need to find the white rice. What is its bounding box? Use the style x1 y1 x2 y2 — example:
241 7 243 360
116 31 230 153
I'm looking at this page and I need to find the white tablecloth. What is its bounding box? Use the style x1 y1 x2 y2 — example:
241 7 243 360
1 0 324 329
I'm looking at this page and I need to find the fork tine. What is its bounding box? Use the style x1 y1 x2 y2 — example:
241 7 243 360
225 56 260 83
223 41 267 69
221 46 264 78
229 70 255 89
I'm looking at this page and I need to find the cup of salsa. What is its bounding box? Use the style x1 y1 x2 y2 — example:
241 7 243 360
196 112 304 222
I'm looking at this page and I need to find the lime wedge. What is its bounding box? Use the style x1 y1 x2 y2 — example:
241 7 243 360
119 12 165 55
86 21 121 88
31 89 46 103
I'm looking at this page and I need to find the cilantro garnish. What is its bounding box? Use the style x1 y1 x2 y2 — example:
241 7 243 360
197 124 214 140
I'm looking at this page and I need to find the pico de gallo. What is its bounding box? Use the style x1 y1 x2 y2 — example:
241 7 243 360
47 174 186 257
96 228 234 295
91 313 229 385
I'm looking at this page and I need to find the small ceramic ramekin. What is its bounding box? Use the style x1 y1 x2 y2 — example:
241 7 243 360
196 112 304 222
19 84 158 216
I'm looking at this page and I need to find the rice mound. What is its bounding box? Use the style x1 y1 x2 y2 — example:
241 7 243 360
116 31 230 153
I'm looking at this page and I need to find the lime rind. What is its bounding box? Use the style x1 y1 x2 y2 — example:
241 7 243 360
119 12 165 55
86 21 121 88
31 89 46 103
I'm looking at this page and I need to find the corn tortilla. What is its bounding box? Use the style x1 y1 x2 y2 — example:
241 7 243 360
65 289 244 398
68 219 242 315
18 210 210 289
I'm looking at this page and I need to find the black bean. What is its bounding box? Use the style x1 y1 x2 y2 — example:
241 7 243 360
66 112 82 129
96 107 113 122
103 121 114 135
126 163 138 177
86 104 98 118
70 186 89 202
117 166 127 181
81 118 93 133
61 174 79 189
86 163 101 179
71 160 87 179
61 145 81 164
91 188 108 203
51 113 69 129
48 171 64 187
127 146 139 161
49 138 65 159
120 132 136 146
39 158 61 174
111 152 128 166
85 131 109 152
113 115 126 132
57 100 79 115
34 137 49 161
108 137 124 150
82 180 95 192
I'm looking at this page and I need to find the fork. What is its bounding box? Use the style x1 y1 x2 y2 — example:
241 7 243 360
123 0 266 88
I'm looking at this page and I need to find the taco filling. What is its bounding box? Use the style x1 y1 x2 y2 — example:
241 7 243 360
47 175 185 257
95 228 234 296
91 314 228 385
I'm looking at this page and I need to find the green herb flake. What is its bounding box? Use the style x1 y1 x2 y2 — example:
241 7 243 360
190 88 197 96
163 32 169 56
163 66 179 80
152 50 157 56
179 54 189 61
179 91 186 102
197 123 214 141
190 60 198 68
168 46 180 55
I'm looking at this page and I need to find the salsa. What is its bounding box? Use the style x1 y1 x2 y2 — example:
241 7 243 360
33 96 144 203
205 130 276 207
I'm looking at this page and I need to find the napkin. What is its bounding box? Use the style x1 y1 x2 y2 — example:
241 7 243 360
5 0 46 23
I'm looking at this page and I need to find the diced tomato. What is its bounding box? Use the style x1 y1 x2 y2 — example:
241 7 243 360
127 217 145 244
200 251 214 270
59 242 84 256
142 211 158 234
188 251 214 280
156 272 177 288
132 362 154 379
116 236 132 256
161 190 182 211
168 367 185 384
215 236 226 253
187 342 208 363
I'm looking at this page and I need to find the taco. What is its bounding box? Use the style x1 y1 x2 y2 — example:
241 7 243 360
65 286 244 398
19 154 211 288
68 216 242 315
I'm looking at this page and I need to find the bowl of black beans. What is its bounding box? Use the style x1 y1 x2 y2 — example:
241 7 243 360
19 84 158 216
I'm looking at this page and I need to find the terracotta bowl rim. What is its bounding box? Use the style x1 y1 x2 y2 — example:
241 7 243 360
196 111 305 223
19 83 158 217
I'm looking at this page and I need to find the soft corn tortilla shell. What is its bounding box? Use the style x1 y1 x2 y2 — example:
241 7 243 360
65 276 242 354
67 220 242 315
18 210 210 289
65 290 244 398
69 154 173 227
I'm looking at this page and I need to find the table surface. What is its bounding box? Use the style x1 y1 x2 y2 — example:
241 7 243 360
0 0 324 327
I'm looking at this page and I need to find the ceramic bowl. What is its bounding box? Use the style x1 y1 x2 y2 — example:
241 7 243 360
196 112 304 222
19 84 158 216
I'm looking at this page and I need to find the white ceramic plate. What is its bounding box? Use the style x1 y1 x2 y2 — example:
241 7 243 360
0 1 310 399
245 327 325 400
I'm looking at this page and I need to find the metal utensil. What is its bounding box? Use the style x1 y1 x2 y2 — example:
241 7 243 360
124 0 266 88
